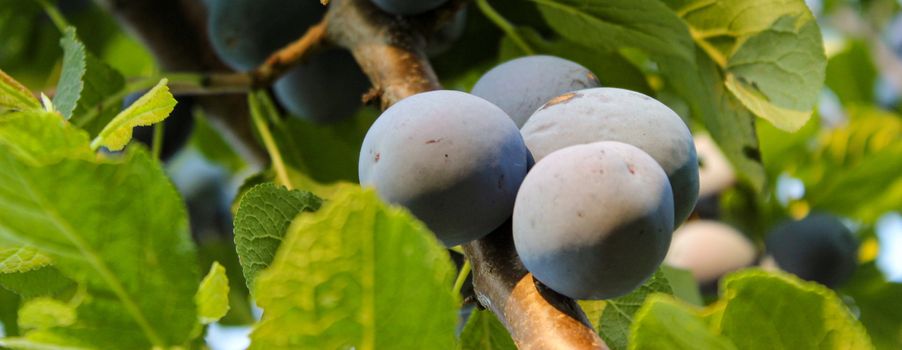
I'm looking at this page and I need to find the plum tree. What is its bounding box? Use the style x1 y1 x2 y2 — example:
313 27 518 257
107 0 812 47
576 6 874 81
358 90 530 246
471 55 600 127
513 141 674 300
665 220 756 289
124 93 195 161
764 213 858 288
207 0 324 71
273 49 370 123
208 0 367 122
370 0 450 15
520 87 699 226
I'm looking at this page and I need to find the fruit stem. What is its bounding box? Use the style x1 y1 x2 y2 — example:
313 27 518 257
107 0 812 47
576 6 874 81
475 0 535 55
453 259 471 297
247 91 294 190
151 122 164 160
37 0 71 33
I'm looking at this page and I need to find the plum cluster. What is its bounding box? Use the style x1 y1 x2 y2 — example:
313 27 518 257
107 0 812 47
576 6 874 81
359 55 701 300
206 0 368 123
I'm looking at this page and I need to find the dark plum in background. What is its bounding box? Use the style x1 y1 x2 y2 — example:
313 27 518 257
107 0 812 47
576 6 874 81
521 87 699 227
370 0 450 15
513 141 674 300
765 213 859 288
359 90 529 247
208 0 367 123
273 49 370 123
471 55 600 127
207 0 323 71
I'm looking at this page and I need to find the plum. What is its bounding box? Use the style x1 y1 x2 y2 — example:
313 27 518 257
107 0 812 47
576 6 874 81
521 87 698 226
207 0 324 71
471 55 599 127
273 49 370 123
665 220 756 287
370 0 449 15
359 90 530 246
513 141 674 300
764 213 858 288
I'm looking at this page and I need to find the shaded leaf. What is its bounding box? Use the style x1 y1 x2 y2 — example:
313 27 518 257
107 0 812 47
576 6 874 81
233 183 322 290
52 28 86 120
459 310 517 350
599 269 673 350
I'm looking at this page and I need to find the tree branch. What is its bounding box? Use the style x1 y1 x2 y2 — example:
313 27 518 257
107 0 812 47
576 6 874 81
325 0 606 348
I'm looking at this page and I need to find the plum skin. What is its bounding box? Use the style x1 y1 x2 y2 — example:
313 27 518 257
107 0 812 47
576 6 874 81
471 55 600 127
765 213 858 288
370 0 449 15
207 0 323 71
273 49 370 123
359 90 530 247
513 141 674 300
521 87 699 227
208 0 367 122
665 220 757 286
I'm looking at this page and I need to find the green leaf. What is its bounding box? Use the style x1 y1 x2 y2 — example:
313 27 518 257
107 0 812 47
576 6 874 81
90 79 175 151
717 271 872 349
250 187 458 349
17 298 76 331
0 148 199 348
68 54 126 136
196 262 230 325
0 69 40 112
459 310 517 350
825 40 877 105
0 287 20 336
660 265 703 306
0 111 92 166
532 0 694 62
0 247 51 274
630 295 736 350
233 183 322 290
599 269 673 350
195 239 255 325
842 264 902 350
631 270 874 350
670 0 826 131
52 27 86 120
660 50 766 191
189 111 246 173
0 266 75 300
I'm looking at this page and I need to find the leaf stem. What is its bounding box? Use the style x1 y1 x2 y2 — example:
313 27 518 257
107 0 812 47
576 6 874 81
475 0 535 55
151 122 164 159
452 259 471 297
36 0 70 33
248 91 293 190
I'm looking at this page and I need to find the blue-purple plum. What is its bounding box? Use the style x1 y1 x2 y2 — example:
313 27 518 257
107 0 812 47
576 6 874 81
521 87 698 226
665 220 756 287
765 213 858 288
207 0 324 71
359 90 529 246
471 55 600 127
513 141 674 300
273 49 370 123
370 0 449 15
